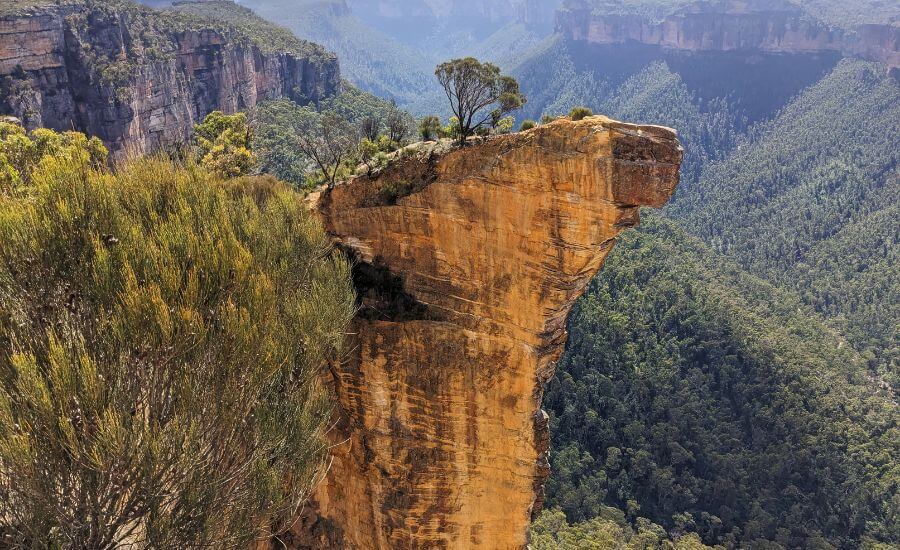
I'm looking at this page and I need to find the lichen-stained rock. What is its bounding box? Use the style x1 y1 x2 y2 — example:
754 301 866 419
299 117 681 550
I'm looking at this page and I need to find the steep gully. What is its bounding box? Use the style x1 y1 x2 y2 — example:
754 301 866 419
290 117 682 549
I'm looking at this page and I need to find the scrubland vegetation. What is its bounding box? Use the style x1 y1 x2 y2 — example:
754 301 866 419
0 122 354 548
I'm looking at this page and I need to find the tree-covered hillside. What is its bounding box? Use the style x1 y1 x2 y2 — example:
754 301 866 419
670 60 900 385
545 215 899 548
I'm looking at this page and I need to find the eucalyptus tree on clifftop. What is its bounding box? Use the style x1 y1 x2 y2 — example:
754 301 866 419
435 57 526 146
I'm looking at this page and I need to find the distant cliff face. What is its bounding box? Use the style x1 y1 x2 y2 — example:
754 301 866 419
297 117 681 549
557 0 899 69
0 2 340 157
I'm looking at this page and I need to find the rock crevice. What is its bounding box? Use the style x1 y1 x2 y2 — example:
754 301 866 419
300 117 682 549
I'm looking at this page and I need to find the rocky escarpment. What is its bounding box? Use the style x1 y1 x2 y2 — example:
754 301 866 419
557 0 899 69
0 1 340 157
295 117 682 549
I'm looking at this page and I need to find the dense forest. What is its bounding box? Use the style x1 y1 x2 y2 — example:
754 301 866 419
544 216 899 548
509 30 900 546
670 60 900 385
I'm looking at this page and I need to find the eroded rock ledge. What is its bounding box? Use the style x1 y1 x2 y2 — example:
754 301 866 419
300 117 682 549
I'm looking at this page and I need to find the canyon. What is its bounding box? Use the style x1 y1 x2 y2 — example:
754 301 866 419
0 1 339 157
293 116 682 549
557 0 899 70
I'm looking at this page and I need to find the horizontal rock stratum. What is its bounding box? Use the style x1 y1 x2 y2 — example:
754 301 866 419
299 117 682 549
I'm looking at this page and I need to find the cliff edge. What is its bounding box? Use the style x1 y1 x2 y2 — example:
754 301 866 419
0 0 340 157
299 117 682 549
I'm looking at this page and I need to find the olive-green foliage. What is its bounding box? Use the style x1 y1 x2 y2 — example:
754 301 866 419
669 60 900 384
0 121 107 190
0 144 355 548
493 116 515 134
439 117 463 141
418 116 442 141
435 57 526 145
194 110 256 177
356 137 396 177
546 214 899 548
519 119 537 131
531 508 716 550
568 106 594 120
252 85 413 187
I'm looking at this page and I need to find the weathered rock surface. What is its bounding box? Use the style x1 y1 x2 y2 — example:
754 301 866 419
0 2 339 157
298 117 682 549
557 0 899 69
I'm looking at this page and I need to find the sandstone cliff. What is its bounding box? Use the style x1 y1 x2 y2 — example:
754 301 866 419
557 0 900 69
296 117 682 549
0 0 340 157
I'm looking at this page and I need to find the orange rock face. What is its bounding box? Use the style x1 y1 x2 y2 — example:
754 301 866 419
299 117 682 549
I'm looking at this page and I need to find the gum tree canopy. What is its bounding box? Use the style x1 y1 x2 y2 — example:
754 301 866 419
435 57 526 146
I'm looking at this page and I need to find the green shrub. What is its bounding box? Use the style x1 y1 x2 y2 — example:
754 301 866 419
568 106 594 120
519 119 537 131
0 149 354 548
0 121 107 190
418 115 442 141
194 110 256 177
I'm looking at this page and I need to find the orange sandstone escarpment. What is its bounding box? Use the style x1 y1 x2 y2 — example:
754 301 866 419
297 117 682 549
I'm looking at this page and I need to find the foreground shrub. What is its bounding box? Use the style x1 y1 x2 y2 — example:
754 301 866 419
0 121 107 190
0 150 354 548
194 110 256 177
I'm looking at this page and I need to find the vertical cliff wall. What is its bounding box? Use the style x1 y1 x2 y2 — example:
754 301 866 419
556 0 899 70
297 117 682 549
0 1 340 157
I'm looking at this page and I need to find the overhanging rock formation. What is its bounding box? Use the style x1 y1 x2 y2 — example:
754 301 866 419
300 116 682 549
